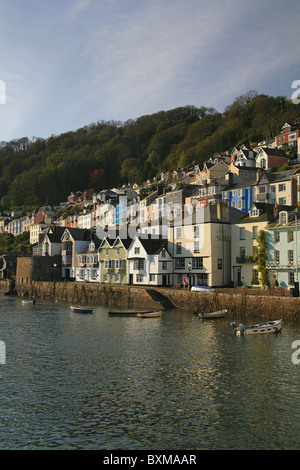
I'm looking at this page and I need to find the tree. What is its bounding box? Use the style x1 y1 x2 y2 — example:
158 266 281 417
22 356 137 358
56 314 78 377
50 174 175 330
88 169 105 191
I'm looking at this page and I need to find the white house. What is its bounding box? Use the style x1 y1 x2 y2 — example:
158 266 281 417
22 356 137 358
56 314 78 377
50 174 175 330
127 236 173 286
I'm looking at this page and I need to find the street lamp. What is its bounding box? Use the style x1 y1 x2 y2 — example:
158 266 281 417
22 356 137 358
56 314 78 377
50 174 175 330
53 263 57 283
188 261 192 290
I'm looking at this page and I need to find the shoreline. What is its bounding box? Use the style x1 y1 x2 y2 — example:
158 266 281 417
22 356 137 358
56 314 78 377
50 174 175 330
1 279 299 322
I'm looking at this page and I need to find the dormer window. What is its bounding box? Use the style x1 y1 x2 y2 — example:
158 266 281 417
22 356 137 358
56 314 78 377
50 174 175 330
279 211 288 225
249 207 260 217
89 241 95 251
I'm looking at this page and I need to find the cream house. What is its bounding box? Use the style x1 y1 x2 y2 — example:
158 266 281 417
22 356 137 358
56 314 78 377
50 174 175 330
168 203 244 288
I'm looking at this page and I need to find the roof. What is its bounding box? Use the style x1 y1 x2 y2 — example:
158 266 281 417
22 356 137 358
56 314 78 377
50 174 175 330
137 236 168 255
258 147 288 158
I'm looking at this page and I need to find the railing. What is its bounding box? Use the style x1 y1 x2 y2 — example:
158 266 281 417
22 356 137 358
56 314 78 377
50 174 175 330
266 261 295 269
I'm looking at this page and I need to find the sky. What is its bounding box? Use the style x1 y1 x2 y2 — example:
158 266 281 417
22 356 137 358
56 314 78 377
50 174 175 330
1 0 300 142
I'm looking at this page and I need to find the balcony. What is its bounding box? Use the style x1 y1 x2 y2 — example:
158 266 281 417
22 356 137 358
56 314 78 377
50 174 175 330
266 260 295 269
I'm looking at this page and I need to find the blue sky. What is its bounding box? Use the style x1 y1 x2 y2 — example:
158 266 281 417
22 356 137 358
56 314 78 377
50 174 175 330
1 0 300 142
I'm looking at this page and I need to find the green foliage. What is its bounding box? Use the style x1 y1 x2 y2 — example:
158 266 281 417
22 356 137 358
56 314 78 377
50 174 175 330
254 230 269 287
0 94 298 209
0 231 30 252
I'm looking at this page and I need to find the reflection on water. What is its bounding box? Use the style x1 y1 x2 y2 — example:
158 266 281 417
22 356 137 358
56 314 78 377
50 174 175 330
0 297 299 449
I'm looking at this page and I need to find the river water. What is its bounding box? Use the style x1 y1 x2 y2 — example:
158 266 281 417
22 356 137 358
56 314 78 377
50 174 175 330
0 296 299 450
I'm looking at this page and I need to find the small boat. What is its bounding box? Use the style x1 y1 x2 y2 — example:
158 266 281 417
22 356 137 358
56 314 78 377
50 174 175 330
191 286 215 292
22 299 36 304
108 310 154 316
70 305 94 314
136 311 162 318
200 309 227 319
231 319 282 335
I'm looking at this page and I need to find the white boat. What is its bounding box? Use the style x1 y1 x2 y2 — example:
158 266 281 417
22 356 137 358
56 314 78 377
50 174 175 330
200 309 227 319
136 311 162 318
191 286 215 292
70 305 93 314
231 319 282 335
22 299 36 304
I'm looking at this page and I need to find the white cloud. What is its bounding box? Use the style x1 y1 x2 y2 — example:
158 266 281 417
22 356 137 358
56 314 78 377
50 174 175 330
0 0 300 140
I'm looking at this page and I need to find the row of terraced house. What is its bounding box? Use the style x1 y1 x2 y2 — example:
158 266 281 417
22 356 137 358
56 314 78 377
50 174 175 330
8 123 300 290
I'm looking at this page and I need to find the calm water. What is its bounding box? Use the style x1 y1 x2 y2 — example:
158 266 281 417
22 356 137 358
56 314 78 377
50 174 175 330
0 296 300 450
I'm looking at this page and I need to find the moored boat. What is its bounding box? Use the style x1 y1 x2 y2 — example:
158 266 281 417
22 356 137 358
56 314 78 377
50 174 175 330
108 310 154 316
70 305 94 314
22 299 36 304
231 319 282 335
191 286 215 292
136 311 162 318
200 309 227 319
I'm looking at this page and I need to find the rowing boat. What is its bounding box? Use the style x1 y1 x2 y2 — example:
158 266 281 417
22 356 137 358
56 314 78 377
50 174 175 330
200 309 227 319
136 311 162 318
70 305 94 314
108 310 154 316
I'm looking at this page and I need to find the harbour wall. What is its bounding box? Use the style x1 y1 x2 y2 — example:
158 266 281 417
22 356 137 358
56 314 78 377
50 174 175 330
1 279 300 322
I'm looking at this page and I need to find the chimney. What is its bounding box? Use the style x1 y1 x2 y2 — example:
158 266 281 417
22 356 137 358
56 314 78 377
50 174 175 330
256 168 262 182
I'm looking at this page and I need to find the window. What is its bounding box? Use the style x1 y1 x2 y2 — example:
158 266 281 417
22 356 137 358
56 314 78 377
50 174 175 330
136 274 143 283
260 159 266 169
192 257 203 269
258 185 266 194
150 274 155 282
176 227 182 239
288 250 294 263
176 242 182 254
279 197 286 205
240 247 245 259
115 259 123 269
252 269 259 280
91 269 97 280
218 259 222 270
252 226 258 239
194 241 200 253
134 247 140 254
175 258 185 269
79 269 85 279
250 208 260 217
239 227 245 240
134 259 144 270
194 226 200 238
279 183 286 192
161 249 166 258
162 261 167 270
288 231 294 243
289 272 295 285
104 260 112 269
274 231 280 243
116 248 120 256
105 248 109 256
275 250 280 262
279 212 287 225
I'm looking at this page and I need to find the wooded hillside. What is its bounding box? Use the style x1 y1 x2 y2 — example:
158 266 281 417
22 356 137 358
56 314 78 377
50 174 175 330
0 91 299 210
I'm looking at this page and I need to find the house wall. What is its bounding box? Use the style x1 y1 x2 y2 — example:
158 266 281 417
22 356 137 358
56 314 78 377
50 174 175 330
231 220 267 287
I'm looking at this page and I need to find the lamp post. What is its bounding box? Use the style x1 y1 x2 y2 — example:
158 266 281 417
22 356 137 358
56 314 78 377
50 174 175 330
53 263 57 283
188 261 192 290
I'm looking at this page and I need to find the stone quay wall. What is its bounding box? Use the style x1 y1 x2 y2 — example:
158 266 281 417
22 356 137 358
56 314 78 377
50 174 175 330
1 280 299 322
